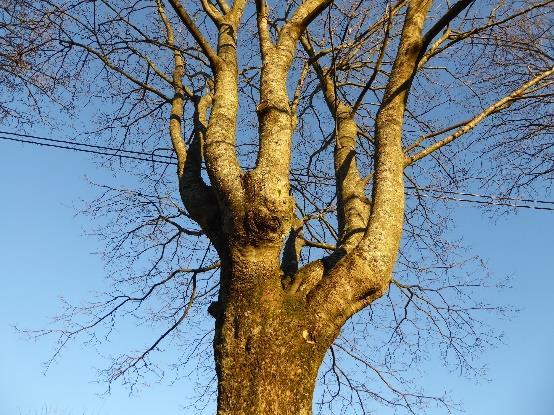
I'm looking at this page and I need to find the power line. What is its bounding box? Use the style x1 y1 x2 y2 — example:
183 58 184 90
410 191 554 211
0 134 175 165
290 169 554 210
2 131 553 212
0 129 176 161
408 186 554 206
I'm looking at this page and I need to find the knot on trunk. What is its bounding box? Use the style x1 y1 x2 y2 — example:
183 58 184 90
242 172 293 244
256 99 290 116
244 203 283 240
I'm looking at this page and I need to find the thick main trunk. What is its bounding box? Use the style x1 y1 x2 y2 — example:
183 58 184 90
213 247 335 415
215 328 323 414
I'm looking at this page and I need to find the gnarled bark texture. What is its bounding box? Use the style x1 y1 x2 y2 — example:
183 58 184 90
214 250 336 414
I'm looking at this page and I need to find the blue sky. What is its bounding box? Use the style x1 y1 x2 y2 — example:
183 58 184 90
0 138 553 415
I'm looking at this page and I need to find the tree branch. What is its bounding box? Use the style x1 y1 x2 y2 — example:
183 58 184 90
255 0 273 59
166 0 221 71
405 67 554 166
60 40 170 102
418 0 476 61
200 0 224 24
306 0 434 330
156 0 190 175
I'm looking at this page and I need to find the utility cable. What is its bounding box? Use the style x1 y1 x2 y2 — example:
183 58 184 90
0 134 175 165
408 186 554 205
410 191 554 211
0 130 175 161
2 131 553 211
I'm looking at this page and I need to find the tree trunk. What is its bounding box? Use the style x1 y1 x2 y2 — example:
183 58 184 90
215 330 324 414
213 246 336 415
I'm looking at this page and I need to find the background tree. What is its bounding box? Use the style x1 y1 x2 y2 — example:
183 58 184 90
0 0 65 122
5 0 553 414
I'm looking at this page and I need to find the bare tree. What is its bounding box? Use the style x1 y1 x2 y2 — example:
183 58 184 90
7 0 553 414
0 1 67 123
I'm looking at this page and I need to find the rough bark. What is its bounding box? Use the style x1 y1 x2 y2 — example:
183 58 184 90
214 247 337 415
